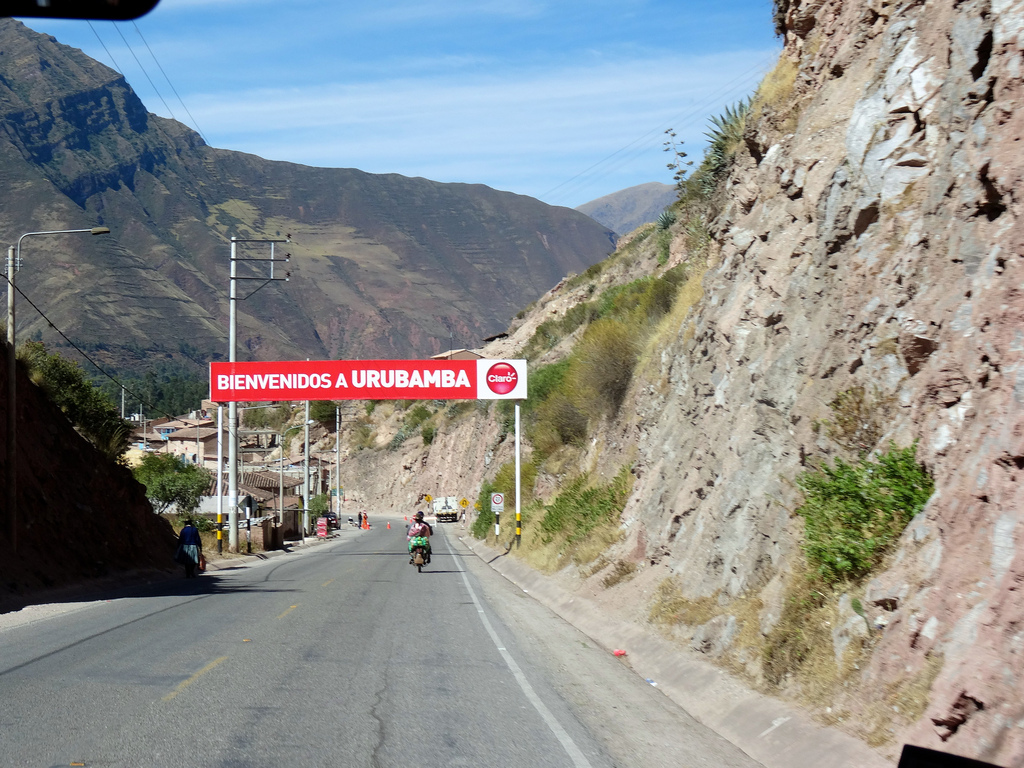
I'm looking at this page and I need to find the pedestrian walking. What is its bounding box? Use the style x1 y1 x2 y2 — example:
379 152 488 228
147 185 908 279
175 518 203 578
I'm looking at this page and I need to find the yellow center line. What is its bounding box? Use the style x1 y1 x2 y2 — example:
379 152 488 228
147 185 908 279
321 578 335 588
277 604 298 619
162 656 228 702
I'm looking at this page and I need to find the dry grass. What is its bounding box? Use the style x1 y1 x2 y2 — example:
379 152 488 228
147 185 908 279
862 654 944 747
875 337 900 357
754 56 799 112
520 527 569 573
648 578 721 626
820 386 897 454
537 443 583 478
197 529 263 557
580 555 611 579
602 560 638 588
571 521 624 567
516 517 624 575
635 261 707 386
728 594 767 651
750 55 801 133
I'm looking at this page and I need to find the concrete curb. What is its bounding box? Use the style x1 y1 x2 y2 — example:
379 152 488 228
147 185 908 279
450 532 894 768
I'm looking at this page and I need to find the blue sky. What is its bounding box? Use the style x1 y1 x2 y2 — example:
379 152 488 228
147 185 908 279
22 0 779 208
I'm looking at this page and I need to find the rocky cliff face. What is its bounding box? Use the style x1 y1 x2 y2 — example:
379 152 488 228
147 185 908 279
655 0 1024 759
334 0 1024 764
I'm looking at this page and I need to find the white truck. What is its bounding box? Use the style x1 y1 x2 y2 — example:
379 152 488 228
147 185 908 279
432 496 459 523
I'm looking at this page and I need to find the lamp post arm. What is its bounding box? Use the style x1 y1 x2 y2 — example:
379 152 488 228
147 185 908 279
7 225 108 554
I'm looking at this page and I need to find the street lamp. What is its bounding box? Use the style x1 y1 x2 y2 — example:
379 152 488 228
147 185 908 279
5 226 109 552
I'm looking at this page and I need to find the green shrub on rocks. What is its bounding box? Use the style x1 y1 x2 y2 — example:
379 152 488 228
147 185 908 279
20 341 134 461
796 442 933 583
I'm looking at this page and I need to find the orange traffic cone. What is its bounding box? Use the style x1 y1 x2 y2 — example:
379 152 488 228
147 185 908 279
387 521 391 530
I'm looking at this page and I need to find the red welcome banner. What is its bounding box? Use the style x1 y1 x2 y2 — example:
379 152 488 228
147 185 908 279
209 359 527 402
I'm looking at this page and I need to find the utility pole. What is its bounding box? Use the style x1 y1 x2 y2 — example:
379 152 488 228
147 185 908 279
5 227 108 553
228 239 238 551
226 236 289 552
217 405 224 554
5 247 15 553
335 405 341 520
303 399 310 540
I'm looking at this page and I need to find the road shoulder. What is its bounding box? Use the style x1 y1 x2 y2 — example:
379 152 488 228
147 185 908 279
447 529 894 768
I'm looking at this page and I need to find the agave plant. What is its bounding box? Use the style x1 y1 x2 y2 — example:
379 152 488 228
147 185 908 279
656 210 677 230
705 99 751 160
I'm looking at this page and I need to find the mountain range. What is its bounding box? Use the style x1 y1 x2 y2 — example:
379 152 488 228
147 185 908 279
575 181 677 235
0 18 616 377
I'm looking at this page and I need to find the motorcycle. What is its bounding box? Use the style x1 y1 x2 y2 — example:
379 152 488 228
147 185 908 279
409 536 430 572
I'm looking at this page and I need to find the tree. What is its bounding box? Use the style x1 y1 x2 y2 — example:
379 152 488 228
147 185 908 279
133 453 212 516
309 493 330 517
20 341 134 461
309 400 338 428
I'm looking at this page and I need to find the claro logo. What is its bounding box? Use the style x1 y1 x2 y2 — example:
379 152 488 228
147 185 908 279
485 362 518 395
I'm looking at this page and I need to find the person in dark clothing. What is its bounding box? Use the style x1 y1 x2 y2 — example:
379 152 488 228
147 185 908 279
177 518 203 578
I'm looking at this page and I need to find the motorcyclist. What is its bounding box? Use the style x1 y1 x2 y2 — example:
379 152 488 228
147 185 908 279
407 510 432 564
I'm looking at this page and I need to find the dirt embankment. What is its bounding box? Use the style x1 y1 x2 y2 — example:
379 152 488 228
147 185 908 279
0 345 177 611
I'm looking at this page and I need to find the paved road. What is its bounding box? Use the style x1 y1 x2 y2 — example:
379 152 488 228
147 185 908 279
0 520 763 768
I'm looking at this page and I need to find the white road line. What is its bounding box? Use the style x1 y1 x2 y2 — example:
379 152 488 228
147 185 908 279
447 531 595 768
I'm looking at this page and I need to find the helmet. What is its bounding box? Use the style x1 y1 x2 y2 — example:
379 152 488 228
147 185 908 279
414 511 424 520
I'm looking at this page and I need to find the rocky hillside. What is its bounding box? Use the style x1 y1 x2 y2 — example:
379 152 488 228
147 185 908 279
321 0 1024 764
0 19 614 375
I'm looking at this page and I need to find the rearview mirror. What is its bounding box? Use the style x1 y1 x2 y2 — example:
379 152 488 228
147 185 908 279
9 0 160 20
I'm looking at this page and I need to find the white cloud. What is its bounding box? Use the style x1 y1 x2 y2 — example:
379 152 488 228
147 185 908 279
187 49 775 204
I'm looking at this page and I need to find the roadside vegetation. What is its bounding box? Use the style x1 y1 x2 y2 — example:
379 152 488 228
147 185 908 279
132 452 212 516
18 341 134 461
453 99 759 574
95 361 207 419
795 442 933 584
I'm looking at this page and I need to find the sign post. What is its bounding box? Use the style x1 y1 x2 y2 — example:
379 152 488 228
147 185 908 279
491 492 504 538
209 358 528 545
210 359 527 402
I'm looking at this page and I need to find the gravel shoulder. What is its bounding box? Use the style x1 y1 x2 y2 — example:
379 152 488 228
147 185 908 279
444 527 895 768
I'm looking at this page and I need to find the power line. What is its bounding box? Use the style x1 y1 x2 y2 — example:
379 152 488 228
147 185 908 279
4 271 182 423
87 20 125 76
563 70 765 200
545 58 771 205
542 51 778 206
131 20 209 144
87 20 208 144
111 21 178 123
